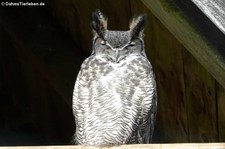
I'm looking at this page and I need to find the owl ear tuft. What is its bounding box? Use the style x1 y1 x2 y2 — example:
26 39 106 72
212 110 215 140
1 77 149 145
91 9 108 39
129 14 147 39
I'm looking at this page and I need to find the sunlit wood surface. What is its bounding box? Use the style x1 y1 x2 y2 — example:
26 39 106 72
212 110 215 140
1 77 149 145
1 143 225 149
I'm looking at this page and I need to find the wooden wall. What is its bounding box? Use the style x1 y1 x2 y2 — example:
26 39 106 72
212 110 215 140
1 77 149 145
0 5 82 145
1 0 225 145
46 0 225 143
0 23 74 146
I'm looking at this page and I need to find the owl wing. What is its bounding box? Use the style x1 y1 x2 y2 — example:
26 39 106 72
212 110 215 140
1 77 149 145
72 56 97 144
138 84 157 143
135 58 157 144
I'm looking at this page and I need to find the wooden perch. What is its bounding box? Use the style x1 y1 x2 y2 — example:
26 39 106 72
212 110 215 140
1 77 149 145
0 143 225 149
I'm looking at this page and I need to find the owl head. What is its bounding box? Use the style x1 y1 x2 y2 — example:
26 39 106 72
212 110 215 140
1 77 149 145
91 9 147 63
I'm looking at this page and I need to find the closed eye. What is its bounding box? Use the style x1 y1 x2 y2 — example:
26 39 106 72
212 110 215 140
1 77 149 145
106 46 111 50
100 40 106 45
100 41 111 49
129 41 136 46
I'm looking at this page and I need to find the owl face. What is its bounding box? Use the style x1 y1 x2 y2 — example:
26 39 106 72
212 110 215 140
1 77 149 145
91 10 147 63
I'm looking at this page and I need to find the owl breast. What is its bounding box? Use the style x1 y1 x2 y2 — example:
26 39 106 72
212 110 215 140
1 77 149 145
73 54 155 146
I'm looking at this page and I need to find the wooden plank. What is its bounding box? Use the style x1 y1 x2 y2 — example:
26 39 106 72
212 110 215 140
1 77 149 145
183 50 217 142
0 29 34 132
0 143 225 149
150 13 189 142
141 0 225 89
1 32 71 144
0 20 74 145
0 5 83 107
217 83 225 141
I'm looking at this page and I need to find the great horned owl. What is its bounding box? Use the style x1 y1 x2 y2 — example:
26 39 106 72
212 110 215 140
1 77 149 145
72 9 157 146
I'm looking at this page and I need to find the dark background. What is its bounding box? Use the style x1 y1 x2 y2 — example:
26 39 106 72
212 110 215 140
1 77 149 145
0 0 225 146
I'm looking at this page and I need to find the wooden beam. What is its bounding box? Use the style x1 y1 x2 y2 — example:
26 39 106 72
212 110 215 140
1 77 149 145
141 0 225 89
191 0 225 35
0 143 225 149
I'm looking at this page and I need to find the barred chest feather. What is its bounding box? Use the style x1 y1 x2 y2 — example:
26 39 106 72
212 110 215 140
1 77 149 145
73 55 154 146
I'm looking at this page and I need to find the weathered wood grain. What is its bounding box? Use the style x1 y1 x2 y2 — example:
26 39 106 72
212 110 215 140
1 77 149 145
100 0 131 30
0 4 83 107
47 0 100 55
141 0 225 90
191 0 225 35
0 9 80 143
46 0 80 49
151 14 189 142
183 50 217 142
71 0 100 55
217 83 225 142
0 26 75 144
